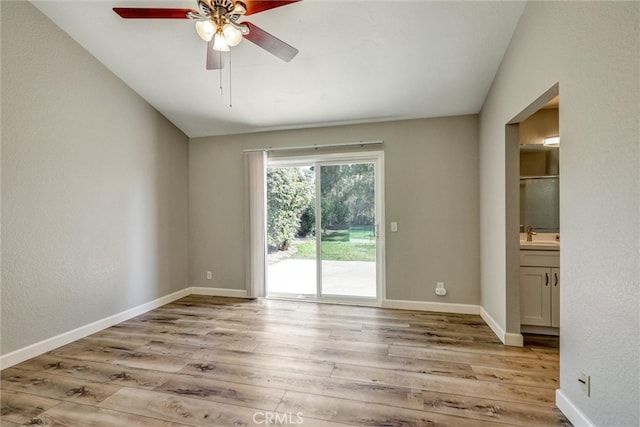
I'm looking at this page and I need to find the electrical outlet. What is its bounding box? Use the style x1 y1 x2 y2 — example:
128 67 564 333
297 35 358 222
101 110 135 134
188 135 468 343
579 372 590 396
435 282 447 296
206 271 212 280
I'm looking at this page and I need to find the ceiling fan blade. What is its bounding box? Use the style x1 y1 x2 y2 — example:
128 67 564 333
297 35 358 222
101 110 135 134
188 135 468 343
244 22 299 62
206 40 227 70
243 0 301 16
113 8 196 19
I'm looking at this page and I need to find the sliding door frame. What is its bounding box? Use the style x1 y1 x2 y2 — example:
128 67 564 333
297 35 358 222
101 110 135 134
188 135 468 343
267 150 385 306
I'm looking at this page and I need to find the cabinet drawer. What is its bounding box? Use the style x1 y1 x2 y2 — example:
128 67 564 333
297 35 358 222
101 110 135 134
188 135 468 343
520 250 559 267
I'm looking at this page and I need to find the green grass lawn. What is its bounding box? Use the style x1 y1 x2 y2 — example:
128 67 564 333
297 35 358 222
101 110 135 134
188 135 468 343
291 240 375 261
289 226 376 262
292 233 375 262
320 229 349 242
319 226 375 242
349 225 375 240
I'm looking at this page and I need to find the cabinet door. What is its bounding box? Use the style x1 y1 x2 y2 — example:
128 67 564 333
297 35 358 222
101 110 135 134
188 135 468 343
551 267 560 328
520 267 551 326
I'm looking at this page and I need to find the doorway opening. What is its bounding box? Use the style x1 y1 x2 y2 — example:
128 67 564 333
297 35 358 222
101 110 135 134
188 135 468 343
266 152 384 304
505 83 560 345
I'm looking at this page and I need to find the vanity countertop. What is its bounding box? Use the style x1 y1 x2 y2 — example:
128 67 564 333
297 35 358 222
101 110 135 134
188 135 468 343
519 233 560 251
519 241 560 251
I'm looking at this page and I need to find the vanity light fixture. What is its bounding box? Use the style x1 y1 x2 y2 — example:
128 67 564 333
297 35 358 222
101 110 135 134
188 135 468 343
544 136 560 146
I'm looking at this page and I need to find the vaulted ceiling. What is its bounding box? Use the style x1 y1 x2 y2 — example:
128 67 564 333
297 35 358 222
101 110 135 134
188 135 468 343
32 1 527 137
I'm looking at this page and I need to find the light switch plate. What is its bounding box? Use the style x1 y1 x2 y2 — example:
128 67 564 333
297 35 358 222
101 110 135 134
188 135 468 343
391 222 398 232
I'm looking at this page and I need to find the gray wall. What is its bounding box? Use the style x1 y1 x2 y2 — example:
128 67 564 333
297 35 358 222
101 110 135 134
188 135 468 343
190 116 480 304
479 2 638 425
1 2 189 355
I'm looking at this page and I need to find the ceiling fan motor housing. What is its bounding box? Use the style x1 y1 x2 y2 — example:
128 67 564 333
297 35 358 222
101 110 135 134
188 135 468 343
213 0 235 12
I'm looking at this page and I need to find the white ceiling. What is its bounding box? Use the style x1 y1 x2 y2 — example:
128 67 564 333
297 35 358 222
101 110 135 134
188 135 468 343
32 0 527 138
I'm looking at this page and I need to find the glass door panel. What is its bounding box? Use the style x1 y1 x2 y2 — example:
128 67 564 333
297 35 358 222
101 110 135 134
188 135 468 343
319 163 377 298
266 165 316 297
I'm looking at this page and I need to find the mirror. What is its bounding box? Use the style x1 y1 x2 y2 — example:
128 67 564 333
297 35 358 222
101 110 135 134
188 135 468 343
520 176 559 232
519 103 559 233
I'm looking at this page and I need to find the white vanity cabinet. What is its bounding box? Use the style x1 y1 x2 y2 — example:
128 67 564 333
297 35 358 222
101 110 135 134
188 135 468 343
520 249 560 328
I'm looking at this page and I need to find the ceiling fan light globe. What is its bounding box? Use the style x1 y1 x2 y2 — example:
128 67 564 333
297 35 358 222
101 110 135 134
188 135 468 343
195 20 215 42
213 32 230 51
223 23 243 46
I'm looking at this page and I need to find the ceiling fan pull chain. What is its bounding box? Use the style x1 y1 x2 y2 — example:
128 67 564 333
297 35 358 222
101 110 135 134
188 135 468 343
229 50 233 108
219 49 224 96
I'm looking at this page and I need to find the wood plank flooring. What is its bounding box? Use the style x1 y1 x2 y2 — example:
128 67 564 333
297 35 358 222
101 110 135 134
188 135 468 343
1 296 571 426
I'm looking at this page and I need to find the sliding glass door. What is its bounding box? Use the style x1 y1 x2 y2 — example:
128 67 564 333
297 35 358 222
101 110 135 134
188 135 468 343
266 152 384 303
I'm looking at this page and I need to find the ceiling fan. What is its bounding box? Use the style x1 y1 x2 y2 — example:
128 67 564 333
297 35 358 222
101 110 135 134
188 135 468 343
113 0 300 70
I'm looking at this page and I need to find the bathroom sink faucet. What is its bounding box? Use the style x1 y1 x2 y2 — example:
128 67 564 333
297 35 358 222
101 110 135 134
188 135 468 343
526 226 535 242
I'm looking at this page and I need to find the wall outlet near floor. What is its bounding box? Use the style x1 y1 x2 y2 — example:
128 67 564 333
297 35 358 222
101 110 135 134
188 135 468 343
435 282 447 296
206 271 212 280
579 372 590 396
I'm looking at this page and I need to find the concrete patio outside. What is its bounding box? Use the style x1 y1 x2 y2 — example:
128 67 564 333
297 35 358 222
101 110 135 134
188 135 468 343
267 259 376 297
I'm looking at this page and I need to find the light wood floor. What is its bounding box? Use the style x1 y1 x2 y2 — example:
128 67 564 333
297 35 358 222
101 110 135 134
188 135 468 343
1 296 570 426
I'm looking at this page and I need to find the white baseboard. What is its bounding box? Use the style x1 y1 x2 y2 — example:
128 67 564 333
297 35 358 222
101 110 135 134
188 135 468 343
382 299 480 315
556 389 594 427
480 307 524 347
479 307 504 339
504 332 524 347
0 288 191 370
190 286 249 298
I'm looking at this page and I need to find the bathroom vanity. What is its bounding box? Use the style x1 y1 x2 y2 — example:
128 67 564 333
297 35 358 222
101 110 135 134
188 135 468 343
520 237 560 335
